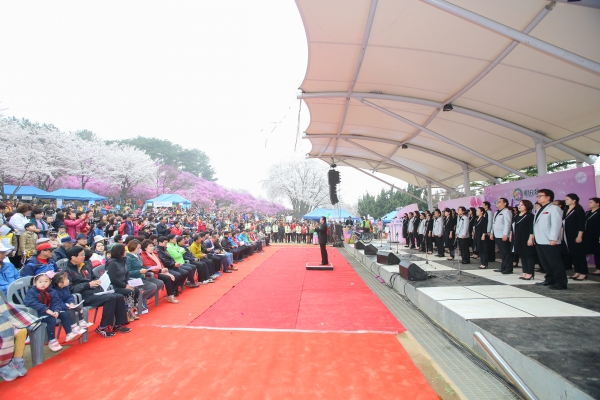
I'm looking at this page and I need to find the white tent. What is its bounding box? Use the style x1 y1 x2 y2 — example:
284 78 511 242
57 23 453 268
294 0 600 197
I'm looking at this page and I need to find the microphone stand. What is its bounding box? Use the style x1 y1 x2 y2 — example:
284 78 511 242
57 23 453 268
395 232 399 254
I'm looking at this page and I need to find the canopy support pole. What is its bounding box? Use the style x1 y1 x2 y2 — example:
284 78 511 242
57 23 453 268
463 168 471 196
427 182 433 211
338 161 425 203
420 0 600 76
536 141 548 175
362 99 530 178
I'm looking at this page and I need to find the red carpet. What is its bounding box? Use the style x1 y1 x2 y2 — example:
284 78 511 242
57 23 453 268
190 246 405 333
1 328 437 400
1 246 435 399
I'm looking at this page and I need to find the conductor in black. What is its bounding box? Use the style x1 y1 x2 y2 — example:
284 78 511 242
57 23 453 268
314 216 329 265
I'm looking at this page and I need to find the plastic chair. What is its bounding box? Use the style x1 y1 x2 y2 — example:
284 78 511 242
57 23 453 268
56 259 69 271
6 277 48 366
145 272 161 306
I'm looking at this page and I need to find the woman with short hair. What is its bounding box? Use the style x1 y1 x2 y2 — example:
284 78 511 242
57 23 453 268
105 244 141 321
125 240 160 314
511 200 536 280
563 193 587 280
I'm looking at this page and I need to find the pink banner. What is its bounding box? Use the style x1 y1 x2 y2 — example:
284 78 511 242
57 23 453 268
484 166 597 210
388 203 420 242
438 195 485 211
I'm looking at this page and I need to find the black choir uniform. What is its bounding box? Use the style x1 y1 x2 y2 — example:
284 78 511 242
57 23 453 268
584 208 600 271
562 205 587 275
512 212 536 276
473 215 489 267
443 216 456 259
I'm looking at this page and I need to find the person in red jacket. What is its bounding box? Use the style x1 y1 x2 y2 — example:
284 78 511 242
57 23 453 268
63 211 85 240
170 221 183 236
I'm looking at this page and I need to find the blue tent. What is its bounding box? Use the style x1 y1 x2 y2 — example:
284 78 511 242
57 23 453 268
302 207 359 221
3 185 52 198
146 194 191 205
45 189 107 201
382 209 399 223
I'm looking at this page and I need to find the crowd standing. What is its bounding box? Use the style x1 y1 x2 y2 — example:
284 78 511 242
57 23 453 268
0 201 280 381
397 190 600 289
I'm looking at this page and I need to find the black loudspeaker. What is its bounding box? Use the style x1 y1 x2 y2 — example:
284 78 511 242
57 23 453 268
354 240 365 250
376 251 400 265
364 244 378 256
399 260 428 281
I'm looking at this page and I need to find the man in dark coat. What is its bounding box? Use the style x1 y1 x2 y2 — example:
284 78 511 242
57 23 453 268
314 217 329 265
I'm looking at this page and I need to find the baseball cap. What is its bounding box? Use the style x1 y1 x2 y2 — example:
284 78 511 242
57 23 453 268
36 242 56 252
76 233 87 240
60 236 76 244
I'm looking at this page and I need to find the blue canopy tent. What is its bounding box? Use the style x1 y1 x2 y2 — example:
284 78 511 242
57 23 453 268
146 194 191 208
382 209 399 223
45 189 107 202
302 207 359 221
3 185 52 199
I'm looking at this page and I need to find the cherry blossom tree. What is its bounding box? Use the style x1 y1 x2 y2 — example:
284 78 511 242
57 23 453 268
104 144 157 203
262 158 330 217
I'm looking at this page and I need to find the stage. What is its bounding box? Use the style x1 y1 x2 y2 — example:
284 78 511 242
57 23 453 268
347 239 600 400
1 245 439 399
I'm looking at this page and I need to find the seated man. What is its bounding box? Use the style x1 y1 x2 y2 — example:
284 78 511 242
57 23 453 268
64 246 130 337
177 236 216 284
220 231 242 263
231 230 252 258
52 236 76 262
20 243 59 277
205 234 234 272
0 243 19 295
189 233 221 277
165 235 200 288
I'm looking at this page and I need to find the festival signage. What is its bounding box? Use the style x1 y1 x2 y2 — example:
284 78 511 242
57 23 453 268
438 195 485 211
388 203 420 243
153 201 173 208
484 166 597 210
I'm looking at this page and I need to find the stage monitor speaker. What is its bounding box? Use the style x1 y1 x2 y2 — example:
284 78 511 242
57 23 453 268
364 244 378 256
399 260 428 281
354 240 365 250
376 251 400 265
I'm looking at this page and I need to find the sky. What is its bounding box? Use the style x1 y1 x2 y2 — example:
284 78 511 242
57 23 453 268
0 0 409 208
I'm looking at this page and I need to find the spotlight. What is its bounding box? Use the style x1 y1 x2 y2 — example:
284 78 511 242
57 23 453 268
443 104 453 112
401 144 408 149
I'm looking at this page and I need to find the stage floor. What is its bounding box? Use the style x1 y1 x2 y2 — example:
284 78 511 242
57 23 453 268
1 245 439 400
352 240 600 399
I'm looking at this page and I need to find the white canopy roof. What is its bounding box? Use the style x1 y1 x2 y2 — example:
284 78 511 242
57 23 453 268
295 0 600 192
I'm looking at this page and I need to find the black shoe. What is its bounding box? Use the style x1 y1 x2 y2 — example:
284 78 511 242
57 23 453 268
113 325 132 334
186 282 201 288
549 286 567 290
461 261 470 264
535 280 551 286
501 271 513 275
493 269 502 272
223 270 232 273
95 326 116 338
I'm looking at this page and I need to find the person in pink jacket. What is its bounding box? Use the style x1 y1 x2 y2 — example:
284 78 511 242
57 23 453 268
63 210 85 239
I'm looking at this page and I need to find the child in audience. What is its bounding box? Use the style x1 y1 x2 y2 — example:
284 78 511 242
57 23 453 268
24 272 82 352
56 225 69 242
51 271 93 334
19 223 38 260
48 231 60 248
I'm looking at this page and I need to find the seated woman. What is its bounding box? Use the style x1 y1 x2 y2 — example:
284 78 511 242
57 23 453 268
89 236 107 266
105 244 141 322
140 240 180 304
64 246 130 338
125 240 160 313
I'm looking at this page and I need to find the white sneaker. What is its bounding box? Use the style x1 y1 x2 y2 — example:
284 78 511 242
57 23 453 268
141 309 149 314
201 280 210 285
79 320 94 328
65 331 81 342
73 326 87 335
48 339 63 352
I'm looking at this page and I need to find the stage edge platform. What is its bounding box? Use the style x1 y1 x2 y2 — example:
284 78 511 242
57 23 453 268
343 241 596 400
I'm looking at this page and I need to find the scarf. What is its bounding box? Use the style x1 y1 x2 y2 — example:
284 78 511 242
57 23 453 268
37 287 52 308
146 251 162 268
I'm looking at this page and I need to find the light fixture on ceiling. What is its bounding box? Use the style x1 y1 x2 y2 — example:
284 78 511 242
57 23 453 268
401 144 408 149
443 104 453 112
